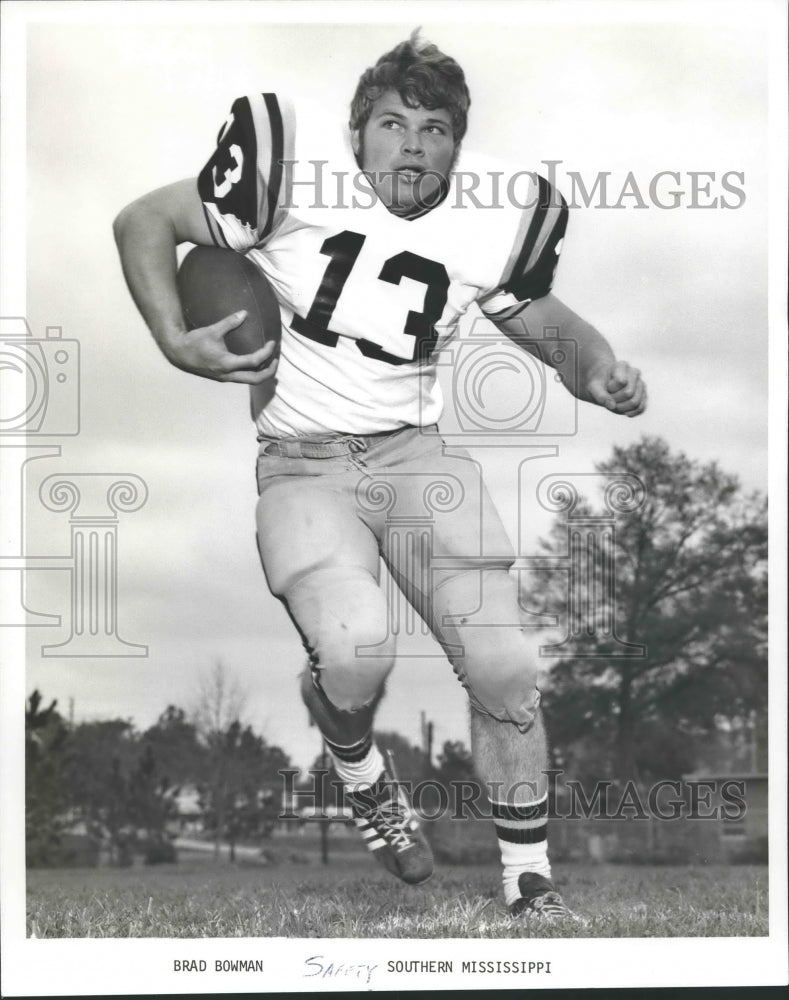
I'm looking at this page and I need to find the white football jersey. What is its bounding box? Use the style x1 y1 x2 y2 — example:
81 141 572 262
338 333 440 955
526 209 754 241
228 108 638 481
197 93 567 438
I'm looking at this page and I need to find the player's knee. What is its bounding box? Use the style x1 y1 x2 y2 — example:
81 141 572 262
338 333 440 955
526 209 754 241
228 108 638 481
317 616 396 711
286 568 396 712
453 633 539 730
435 569 539 729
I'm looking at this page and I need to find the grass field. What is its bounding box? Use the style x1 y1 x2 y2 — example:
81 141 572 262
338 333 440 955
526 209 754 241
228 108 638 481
27 846 768 939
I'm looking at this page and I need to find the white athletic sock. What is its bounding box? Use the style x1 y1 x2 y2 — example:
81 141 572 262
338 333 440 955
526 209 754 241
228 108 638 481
491 792 552 906
325 736 385 793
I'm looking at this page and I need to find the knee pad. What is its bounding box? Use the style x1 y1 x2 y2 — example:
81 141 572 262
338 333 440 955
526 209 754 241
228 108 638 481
435 569 540 730
453 631 541 731
285 566 396 712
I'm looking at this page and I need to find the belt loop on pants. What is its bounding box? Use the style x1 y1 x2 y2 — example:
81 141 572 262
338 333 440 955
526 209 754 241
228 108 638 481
347 436 369 471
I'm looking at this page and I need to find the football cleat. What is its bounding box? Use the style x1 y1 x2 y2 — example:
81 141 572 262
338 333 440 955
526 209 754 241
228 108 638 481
509 872 576 920
346 769 434 885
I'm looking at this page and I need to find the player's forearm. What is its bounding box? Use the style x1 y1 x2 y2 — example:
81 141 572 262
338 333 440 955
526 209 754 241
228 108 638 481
547 307 616 405
497 293 616 403
113 200 188 361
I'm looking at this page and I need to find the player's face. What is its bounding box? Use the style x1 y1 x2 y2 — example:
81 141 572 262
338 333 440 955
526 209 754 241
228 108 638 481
354 91 456 217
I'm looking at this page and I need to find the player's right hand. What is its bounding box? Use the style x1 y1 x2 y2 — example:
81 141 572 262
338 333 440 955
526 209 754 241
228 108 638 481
586 360 647 417
162 311 279 385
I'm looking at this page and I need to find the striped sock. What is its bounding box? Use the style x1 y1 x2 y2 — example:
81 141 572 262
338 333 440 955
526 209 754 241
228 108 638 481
324 734 384 792
491 793 551 906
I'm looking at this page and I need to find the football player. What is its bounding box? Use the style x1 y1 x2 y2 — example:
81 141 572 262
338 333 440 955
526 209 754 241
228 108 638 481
114 31 646 920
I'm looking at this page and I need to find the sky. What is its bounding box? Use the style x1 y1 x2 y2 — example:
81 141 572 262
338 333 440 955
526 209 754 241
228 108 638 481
2 2 784 776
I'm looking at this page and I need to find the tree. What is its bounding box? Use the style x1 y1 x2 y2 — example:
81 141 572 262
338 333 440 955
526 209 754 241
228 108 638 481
140 705 206 848
435 739 476 785
61 718 139 863
430 739 479 818
192 662 291 858
536 437 767 784
141 705 204 789
375 730 450 817
126 743 179 862
375 730 433 785
25 691 69 866
192 661 248 859
221 723 292 857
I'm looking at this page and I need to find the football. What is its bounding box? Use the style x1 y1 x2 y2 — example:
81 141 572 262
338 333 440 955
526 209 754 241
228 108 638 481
176 246 282 355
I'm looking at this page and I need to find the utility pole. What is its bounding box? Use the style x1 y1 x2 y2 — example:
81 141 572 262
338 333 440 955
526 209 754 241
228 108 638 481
307 681 330 864
421 711 434 769
320 738 329 865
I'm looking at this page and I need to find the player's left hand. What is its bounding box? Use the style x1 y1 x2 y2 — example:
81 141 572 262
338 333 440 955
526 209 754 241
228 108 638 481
586 361 647 417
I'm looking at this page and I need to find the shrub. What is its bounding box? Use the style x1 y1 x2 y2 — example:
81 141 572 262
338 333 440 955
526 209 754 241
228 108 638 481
728 835 768 864
143 836 178 865
425 816 499 865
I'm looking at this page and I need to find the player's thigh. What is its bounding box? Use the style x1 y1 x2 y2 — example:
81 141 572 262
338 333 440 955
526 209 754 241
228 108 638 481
256 472 395 701
256 473 380 596
374 444 538 726
379 444 515 612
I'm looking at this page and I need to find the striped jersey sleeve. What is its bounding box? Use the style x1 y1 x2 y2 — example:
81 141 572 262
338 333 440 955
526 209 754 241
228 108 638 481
197 93 295 253
479 174 568 321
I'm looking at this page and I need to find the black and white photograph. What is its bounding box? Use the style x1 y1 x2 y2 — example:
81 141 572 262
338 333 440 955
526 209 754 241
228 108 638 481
1 0 786 995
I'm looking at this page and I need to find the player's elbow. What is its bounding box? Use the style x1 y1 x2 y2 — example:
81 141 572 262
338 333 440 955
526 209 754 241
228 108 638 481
112 202 136 248
113 197 150 247
115 180 209 250
113 192 175 251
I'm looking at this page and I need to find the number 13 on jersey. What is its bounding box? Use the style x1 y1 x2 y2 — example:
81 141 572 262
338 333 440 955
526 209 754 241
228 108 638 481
290 230 450 366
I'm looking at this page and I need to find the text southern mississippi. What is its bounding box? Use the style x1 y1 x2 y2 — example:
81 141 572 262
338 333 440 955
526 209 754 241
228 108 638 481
386 959 552 974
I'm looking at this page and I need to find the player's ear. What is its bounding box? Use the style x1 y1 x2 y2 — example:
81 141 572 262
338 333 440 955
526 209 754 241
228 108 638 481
350 130 361 158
